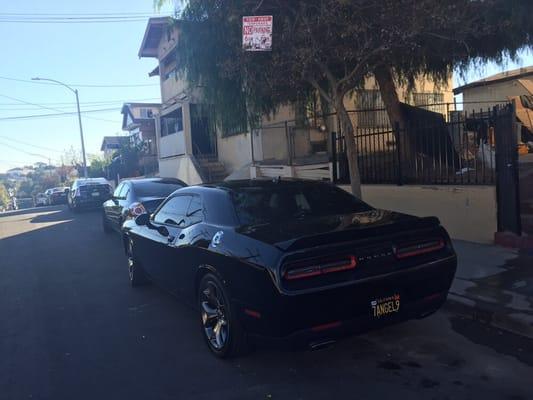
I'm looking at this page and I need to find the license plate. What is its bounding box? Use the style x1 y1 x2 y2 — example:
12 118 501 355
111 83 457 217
371 294 400 318
91 192 100 197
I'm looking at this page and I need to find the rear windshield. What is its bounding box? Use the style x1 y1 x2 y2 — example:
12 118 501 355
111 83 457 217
133 181 185 198
231 183 372 226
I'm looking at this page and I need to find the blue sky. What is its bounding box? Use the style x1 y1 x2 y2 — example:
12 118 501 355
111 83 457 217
0 0 175 172
0 1 532 173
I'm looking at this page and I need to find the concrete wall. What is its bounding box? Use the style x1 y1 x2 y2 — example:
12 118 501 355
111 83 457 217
217 132 252 173
158 155 203 185
160 132 186 158
340 184 497 244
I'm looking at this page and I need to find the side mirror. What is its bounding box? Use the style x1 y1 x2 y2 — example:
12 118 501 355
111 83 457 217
64 188 70 193
156 225 170 237
135 213 150 226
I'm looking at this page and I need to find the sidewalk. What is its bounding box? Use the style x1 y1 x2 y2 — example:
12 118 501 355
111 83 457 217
446 240 533 339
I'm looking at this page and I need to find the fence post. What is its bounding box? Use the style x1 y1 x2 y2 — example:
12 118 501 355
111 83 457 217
331 131 338 183
394 122 403 186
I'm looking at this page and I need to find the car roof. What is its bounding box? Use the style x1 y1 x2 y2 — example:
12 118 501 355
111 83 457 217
126 177 187 186
197 178 332 192
75 177 109 184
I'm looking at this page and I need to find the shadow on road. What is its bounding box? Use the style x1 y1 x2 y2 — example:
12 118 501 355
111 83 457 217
1 207 532 400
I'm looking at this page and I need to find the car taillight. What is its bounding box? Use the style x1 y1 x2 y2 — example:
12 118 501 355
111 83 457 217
128 202 146 217
283 255 357 280
394 239 445 259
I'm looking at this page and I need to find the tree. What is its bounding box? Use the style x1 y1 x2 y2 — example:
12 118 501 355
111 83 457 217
88 156 110 178
0 183 10 209
159 0 533 197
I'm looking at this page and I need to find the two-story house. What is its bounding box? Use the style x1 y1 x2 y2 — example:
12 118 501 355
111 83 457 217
121 102 161 175
138 17 454 184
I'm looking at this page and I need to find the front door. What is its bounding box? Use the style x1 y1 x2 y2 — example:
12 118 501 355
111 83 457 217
147 195 192 292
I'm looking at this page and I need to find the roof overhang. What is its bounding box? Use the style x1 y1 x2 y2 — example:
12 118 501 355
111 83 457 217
454 67 533 95
138 17 172 58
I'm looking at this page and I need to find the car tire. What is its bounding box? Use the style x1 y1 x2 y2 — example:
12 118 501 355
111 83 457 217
126 238 149 287
102 212 113 234
198 273 248 358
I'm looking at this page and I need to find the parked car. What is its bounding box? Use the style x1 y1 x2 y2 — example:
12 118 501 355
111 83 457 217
46 187 69 205
35 193 48 207
122 179 457 358
67 178 112 212
102 177 187 233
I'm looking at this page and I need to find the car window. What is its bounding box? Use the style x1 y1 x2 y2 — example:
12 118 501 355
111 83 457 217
132 180 185 197
153 195 192 226
186 196 203 226
121 184 130 199
231 183 373 226
113 183 124 198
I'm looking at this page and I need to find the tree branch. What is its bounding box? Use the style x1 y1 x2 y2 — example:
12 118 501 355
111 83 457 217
307 78 333 105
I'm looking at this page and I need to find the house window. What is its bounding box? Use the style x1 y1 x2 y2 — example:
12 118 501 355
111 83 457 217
412 92 445 113
355 90 390 128
139 108 154 118
161 107 183 137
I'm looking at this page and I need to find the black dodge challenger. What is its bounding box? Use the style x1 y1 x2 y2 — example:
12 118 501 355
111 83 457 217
122 179 457 358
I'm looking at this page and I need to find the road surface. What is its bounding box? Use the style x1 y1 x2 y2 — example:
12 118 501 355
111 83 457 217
1 206 532 400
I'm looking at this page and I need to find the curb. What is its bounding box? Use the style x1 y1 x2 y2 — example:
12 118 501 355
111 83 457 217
444 293 533 340
494 232 533 250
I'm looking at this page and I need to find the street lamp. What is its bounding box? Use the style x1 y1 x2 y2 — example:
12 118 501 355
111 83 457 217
31 77 88 178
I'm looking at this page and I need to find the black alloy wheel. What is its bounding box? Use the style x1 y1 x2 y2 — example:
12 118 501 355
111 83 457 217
198 273 247 358
126 238 149 287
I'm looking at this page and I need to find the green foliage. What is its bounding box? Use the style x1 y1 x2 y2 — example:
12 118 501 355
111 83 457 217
88 157 109 178
162 0 533 121
0 183 9 208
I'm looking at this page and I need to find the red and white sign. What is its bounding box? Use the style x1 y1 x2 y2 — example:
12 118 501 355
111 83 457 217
242 15 273 51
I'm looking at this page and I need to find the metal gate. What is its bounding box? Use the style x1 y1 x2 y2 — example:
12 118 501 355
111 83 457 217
494 104 522 235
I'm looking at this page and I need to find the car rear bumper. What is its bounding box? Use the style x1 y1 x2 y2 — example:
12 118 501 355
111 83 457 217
72 197 107 209
238 255 456 343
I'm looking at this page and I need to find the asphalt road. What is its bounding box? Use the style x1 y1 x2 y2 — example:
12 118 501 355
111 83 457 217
1 206 533 400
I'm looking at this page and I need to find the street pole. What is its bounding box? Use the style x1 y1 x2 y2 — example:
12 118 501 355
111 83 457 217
74 89 88 178
31 77 88 178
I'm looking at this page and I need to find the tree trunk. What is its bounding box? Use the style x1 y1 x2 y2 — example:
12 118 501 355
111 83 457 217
374 65 405 130
335 94 362 199
374 65 416 180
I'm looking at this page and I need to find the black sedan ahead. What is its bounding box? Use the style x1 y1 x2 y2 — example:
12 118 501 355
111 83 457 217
122 179 457 358
102 177 186 233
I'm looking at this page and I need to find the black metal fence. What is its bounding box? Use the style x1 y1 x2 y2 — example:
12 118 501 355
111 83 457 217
333 104 512 185
251 101 512 186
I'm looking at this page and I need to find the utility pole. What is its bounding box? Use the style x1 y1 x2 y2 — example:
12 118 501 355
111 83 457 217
31 77 88 178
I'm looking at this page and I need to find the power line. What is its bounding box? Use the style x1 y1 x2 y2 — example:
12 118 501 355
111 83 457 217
0 76 159 88
0 108 121 121
0 94 120 123
0 18 153 24
0 97 159 106
0 12 168 16
0 136 63 153
0 141 51 160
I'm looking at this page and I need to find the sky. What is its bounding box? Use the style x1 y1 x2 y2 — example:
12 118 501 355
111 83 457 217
0 1 532 173
0 0 175 173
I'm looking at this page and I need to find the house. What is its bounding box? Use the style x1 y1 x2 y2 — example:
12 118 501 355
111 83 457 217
121 102 161 175
5 167 33 182
454 65 533 114
138 17 454 184
100 136 129 160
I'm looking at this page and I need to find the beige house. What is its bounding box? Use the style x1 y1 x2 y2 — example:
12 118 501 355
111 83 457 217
138 17 454 184
454 66 533 113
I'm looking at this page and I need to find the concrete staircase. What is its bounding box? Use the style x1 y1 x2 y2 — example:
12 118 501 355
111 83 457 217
196 156 228 183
